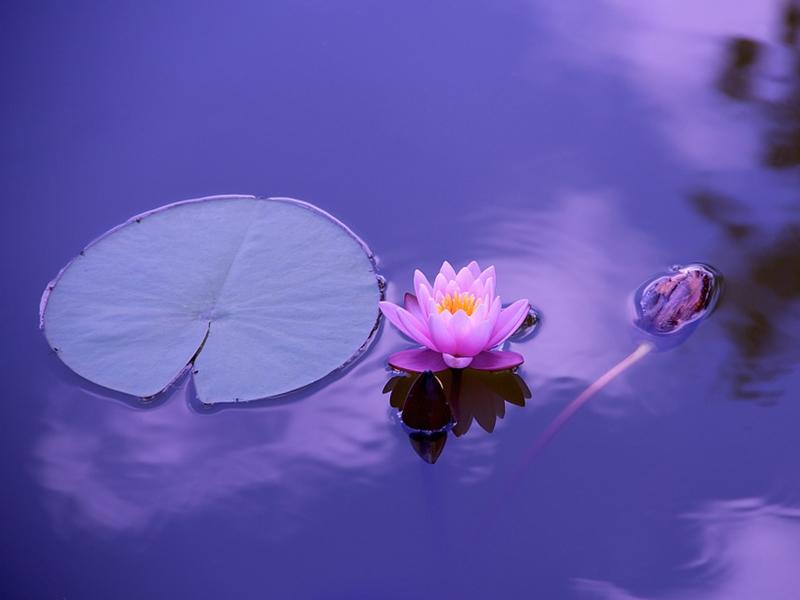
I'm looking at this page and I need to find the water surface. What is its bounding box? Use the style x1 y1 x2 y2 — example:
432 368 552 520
2 1 799 598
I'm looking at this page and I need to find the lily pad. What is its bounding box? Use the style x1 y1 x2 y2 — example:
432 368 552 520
40 196 382 403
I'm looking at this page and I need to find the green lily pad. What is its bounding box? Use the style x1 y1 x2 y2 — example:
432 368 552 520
41 196 382 403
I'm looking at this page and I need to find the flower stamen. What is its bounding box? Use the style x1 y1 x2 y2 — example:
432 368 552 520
437 292 480 316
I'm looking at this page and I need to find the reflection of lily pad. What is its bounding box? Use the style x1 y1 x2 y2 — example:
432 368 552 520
40 196 382 404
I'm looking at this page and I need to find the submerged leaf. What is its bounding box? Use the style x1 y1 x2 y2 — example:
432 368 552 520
401 371 452 431
41 196 381 403
636 263 721 336
408 431 448 464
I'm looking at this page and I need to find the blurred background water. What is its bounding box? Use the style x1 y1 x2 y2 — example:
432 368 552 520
2 1 799 598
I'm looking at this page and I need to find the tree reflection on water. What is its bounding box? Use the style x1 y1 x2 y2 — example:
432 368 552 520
716 0 800 167
691 1 800 403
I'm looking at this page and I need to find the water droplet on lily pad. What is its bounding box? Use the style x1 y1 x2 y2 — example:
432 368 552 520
40 195 382 404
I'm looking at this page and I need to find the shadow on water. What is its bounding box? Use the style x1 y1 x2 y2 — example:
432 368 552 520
383 368 531 464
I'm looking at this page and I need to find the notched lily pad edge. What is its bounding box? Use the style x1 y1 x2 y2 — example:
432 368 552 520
39 194 385 407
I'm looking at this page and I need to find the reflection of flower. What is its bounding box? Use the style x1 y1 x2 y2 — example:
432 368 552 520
379 261 529 370
384 368 530 463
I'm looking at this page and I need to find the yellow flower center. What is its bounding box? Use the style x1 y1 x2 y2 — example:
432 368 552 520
437 292 480 316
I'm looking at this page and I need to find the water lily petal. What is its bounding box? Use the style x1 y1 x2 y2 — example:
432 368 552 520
403 293 424 322
428 312 457 355
439 261 457 280
470 318 495 354
426 297 439 319
467 261 481 278
487 299 530 348
445 279 460 298
468 278 485 298
443 353 473 369
483 276 495 302
451 310 493 356
478 265 496 285
397 308 436 349
379 301 425 343
485 296 502 329
455 266 475 290
433 273 449 297
413 270 433 299
449 309 472 349
473 300 489 320
469 350 524 371
388 348 448 372
417 285 435 318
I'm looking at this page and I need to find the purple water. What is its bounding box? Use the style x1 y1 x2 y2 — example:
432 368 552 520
3 1 800 598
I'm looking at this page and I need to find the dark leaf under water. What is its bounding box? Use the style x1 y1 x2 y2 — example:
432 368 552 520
400 371 452 431
385 368 530 464
408 431 448 464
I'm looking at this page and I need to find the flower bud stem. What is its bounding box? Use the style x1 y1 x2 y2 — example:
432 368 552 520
530 341 654 459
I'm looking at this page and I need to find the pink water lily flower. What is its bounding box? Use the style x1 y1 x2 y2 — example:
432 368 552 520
379 261 530 371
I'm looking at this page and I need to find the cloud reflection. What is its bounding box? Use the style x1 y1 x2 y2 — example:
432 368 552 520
471 191 662 417
576 499 800 600
35 368 395 534
540 0 792 170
